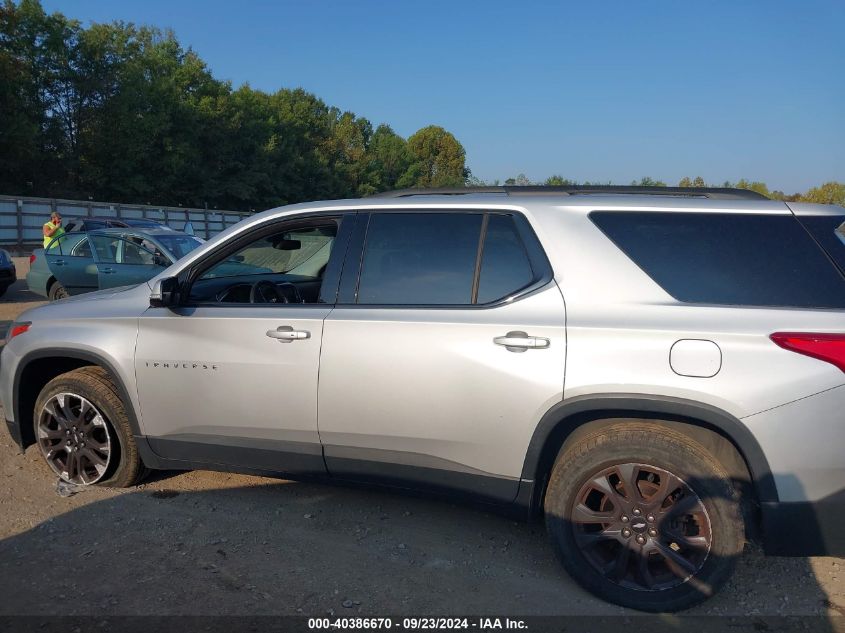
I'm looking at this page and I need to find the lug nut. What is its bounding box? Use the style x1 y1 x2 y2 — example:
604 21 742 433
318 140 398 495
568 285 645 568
65 430 71 436
636 535 646 544
621 515 629 523
647 514 655 522
648 528 657 537
632 508 641 516
80 442 86 448
622 528 631 538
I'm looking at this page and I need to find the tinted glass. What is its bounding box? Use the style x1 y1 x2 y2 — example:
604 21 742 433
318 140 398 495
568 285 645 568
70 237 92 258
591 211 845 309
120 240 158 265
200 223 336 280
357 213 482 305
477 214 535 303
797 215 845 276
45 233 88 256
155 234 203 260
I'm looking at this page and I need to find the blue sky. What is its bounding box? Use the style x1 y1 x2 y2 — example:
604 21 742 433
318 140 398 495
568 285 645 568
43 0 845 192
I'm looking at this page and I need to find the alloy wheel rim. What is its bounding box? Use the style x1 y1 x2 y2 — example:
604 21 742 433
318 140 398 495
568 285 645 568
570 462 712 591
36 393 112 485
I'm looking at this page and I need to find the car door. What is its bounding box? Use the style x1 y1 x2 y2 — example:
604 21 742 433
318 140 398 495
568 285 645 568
43 233 99 294
317 210 566 503
89 233 167 289
134 213 352 476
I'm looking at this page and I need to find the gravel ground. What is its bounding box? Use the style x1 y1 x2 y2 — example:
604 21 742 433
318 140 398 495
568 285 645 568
0 429 842 618
0 258 842 619
0 256 46 324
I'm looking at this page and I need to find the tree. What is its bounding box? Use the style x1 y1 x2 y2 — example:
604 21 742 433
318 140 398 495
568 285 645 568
802 182 845 206
504 173 532 186
734 179 771 198
0 0 469 209
360 124 413 193
632 177 666 187
405 125 467 188
544 175 575 186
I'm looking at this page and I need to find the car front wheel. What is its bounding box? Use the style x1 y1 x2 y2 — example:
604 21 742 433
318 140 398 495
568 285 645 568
33 366 144 487
544 422 744 612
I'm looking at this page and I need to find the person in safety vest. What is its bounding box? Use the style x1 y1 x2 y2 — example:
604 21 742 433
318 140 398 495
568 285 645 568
43 212 64 248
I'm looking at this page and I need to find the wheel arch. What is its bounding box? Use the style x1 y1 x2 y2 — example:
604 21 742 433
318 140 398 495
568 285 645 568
45 274 59 294
13 349 144 450
520 394 778 521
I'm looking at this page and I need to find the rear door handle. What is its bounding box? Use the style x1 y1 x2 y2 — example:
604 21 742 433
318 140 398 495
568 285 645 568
101 267 116 274
266 325 310 343
494 331 550 353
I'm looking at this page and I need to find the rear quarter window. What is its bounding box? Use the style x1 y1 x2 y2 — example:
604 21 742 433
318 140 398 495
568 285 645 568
590 211 845 309
796 214 845 276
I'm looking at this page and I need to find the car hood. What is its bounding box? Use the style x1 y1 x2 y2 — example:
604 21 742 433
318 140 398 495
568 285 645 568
14 282 151 323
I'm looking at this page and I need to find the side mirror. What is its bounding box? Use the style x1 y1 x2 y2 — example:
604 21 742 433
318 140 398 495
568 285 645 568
149 276 180 308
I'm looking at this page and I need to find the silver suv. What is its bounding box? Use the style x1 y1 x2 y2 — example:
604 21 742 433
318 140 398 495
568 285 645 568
2 186 844 611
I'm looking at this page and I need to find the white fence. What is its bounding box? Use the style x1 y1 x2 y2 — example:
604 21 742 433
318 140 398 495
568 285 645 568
0 195 253 253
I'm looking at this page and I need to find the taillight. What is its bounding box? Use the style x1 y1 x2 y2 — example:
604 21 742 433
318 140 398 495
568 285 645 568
29 253 36 264
8 322 31 339
770 332 845 373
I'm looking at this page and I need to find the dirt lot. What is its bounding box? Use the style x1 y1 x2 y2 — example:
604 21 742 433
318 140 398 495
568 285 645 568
0 261 842 619
0 256 47 325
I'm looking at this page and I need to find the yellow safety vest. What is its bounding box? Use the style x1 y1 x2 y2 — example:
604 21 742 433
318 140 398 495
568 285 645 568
43 221 65 248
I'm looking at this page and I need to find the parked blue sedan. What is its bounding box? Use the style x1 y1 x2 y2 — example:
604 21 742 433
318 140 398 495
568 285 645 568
28 228 208 300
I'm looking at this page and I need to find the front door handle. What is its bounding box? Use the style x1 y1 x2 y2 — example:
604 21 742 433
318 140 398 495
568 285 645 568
101 267 116 274
494 331 550 353
266 325 310 343
52 259 66 266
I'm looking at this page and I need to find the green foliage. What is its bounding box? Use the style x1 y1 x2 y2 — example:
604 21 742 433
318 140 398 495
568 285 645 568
802 182 845 206
405 126 467 188
544 175 576 186
0 0 467 209
631 177 667 187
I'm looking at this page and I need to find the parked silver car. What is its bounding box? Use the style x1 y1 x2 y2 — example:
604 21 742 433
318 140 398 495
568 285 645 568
2 186 843 611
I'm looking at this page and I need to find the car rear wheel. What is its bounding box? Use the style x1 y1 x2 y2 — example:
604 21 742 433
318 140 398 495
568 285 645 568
34 367 144 487
48 280 68 301
544 422 744 612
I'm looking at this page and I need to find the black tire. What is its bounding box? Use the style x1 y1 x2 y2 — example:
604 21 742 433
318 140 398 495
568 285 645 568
544 422 744 612
33 366 145 488
48 280 68 301
0 284 8 298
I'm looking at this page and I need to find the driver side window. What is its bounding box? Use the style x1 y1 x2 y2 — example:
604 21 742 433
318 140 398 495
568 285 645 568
188 220 339 305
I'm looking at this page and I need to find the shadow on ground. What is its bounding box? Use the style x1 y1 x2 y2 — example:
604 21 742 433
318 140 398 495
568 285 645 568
0 463 839 621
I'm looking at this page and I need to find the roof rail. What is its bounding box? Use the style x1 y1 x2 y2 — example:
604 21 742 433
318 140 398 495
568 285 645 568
371 185 769 201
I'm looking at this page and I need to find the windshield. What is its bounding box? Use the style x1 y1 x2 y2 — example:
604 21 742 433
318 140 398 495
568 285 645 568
155 234 204 260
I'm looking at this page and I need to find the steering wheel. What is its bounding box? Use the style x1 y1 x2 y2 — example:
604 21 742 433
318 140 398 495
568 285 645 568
249 280 287 304
277 282 304 304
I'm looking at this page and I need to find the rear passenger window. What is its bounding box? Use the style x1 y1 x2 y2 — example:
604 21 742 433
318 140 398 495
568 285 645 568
357 213 482 305
591 211 845 309
355 212 546 306
477 214 535 303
